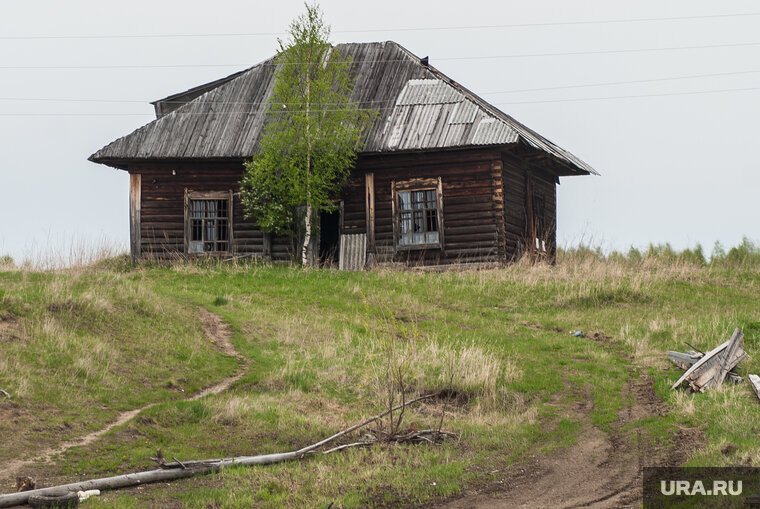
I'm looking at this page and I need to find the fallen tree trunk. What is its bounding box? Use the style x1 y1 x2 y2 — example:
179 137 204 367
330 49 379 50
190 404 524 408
0 394 437 508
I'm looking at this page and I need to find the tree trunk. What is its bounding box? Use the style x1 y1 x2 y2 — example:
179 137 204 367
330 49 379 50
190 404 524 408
301 61 312 267
301 204 312 266
0 394 437 508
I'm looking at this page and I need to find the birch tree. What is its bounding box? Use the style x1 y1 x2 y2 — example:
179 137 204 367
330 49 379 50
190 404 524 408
240 3 372 265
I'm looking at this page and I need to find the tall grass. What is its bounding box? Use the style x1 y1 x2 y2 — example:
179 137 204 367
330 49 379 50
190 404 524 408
2 235 127 272
557 237 760 270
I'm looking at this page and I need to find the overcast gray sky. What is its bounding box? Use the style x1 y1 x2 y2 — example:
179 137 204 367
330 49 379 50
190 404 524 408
1 0 758 263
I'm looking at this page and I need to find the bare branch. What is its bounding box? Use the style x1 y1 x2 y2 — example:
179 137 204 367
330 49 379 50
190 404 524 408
0 393 438 508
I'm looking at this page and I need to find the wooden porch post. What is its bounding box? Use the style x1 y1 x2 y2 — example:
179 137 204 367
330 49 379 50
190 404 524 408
365 172 375 252
129 173 141 263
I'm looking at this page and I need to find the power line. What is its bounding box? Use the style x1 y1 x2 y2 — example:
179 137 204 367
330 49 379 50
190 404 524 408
0 85 757 116
438 41 760 61
0 63 245 70
481 69 760 94
496 86 760 105
3 69 760 105
2 12 760 40
3 40 759 71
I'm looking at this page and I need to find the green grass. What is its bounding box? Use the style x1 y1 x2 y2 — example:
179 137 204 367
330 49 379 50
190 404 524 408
1 254 759 507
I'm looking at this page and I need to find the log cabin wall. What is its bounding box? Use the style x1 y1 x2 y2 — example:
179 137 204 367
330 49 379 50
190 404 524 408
347 149 508 265
125 149 557 266
127 161 292 260
529 169 557 263
501 152 528 261
501 151 558 263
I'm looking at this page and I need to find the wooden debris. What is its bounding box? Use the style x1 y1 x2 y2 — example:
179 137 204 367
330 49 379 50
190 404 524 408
715 329 745 387
0 389 10 399
726 372 743 384
667 350 742 383
671 328 746 392
748 374 760 401
667 350 702 370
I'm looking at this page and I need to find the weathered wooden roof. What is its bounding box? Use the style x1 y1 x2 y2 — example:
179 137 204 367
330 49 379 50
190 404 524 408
90 41 597 175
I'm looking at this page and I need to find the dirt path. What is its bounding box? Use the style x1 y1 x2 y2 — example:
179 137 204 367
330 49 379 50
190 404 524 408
441 374 687 509
0 308 245 481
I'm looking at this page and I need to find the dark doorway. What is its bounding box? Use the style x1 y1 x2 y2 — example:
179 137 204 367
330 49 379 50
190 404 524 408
319 208 341 266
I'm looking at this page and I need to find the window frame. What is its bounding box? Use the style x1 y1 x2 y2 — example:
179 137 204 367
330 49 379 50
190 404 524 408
183 189 234 255
391 177 445 251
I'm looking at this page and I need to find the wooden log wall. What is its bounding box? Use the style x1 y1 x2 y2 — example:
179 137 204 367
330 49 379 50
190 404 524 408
128 161 291 260
501 150 558 263
531 170 557 263
125 148 560 266
349 149 507 265
500 152 527 261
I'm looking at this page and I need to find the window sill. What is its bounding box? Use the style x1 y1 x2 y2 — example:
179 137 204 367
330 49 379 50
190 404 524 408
186 251 231 256
395 243 442 252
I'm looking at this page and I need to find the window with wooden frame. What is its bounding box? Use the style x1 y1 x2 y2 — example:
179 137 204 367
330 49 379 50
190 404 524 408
184 190 233 254
392 178 444 249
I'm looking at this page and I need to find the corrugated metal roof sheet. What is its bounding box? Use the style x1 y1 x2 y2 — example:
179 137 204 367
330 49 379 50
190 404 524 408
339 234 367 271
90 41 597 175
472 118 519 145
396 79 464 105
448 100 479 124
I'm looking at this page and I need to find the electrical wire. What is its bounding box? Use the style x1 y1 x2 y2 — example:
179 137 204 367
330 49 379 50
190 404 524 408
3 40 760 70
0 85 757 116
1 12 759 40
3 68 758 104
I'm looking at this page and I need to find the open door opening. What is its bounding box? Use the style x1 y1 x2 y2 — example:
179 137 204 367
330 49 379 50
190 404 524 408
319 207 341 267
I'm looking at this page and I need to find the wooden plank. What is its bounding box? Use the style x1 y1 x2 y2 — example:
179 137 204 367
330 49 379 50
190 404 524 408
263 233 272 259
671 330 746 391
390 180 397 249
129 173 141 263
671 339 730 390
365 173 375 251
715 328 744 386
436 176 445 254
667 351 702 370
748 374 760 401
228 189 235 254
183 188 189 256
668 350 742 384
695 348 746 391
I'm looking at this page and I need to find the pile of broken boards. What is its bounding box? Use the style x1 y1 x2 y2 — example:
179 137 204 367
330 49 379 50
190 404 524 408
669 328 747 393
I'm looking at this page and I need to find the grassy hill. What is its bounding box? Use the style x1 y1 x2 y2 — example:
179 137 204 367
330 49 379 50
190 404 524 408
1 251 759 507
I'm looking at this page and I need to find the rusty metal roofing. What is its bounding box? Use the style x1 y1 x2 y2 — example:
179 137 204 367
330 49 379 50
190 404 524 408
90 41 597 175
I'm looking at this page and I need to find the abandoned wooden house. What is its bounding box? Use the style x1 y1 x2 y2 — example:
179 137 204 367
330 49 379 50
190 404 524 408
89 41 597 267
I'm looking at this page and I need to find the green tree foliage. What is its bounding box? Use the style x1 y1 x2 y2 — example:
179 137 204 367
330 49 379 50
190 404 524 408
240 3 374 264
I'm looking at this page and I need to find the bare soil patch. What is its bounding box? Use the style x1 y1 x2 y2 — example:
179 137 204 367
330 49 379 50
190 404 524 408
0 308 245 483
0 314 22 343
440 374 702 509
